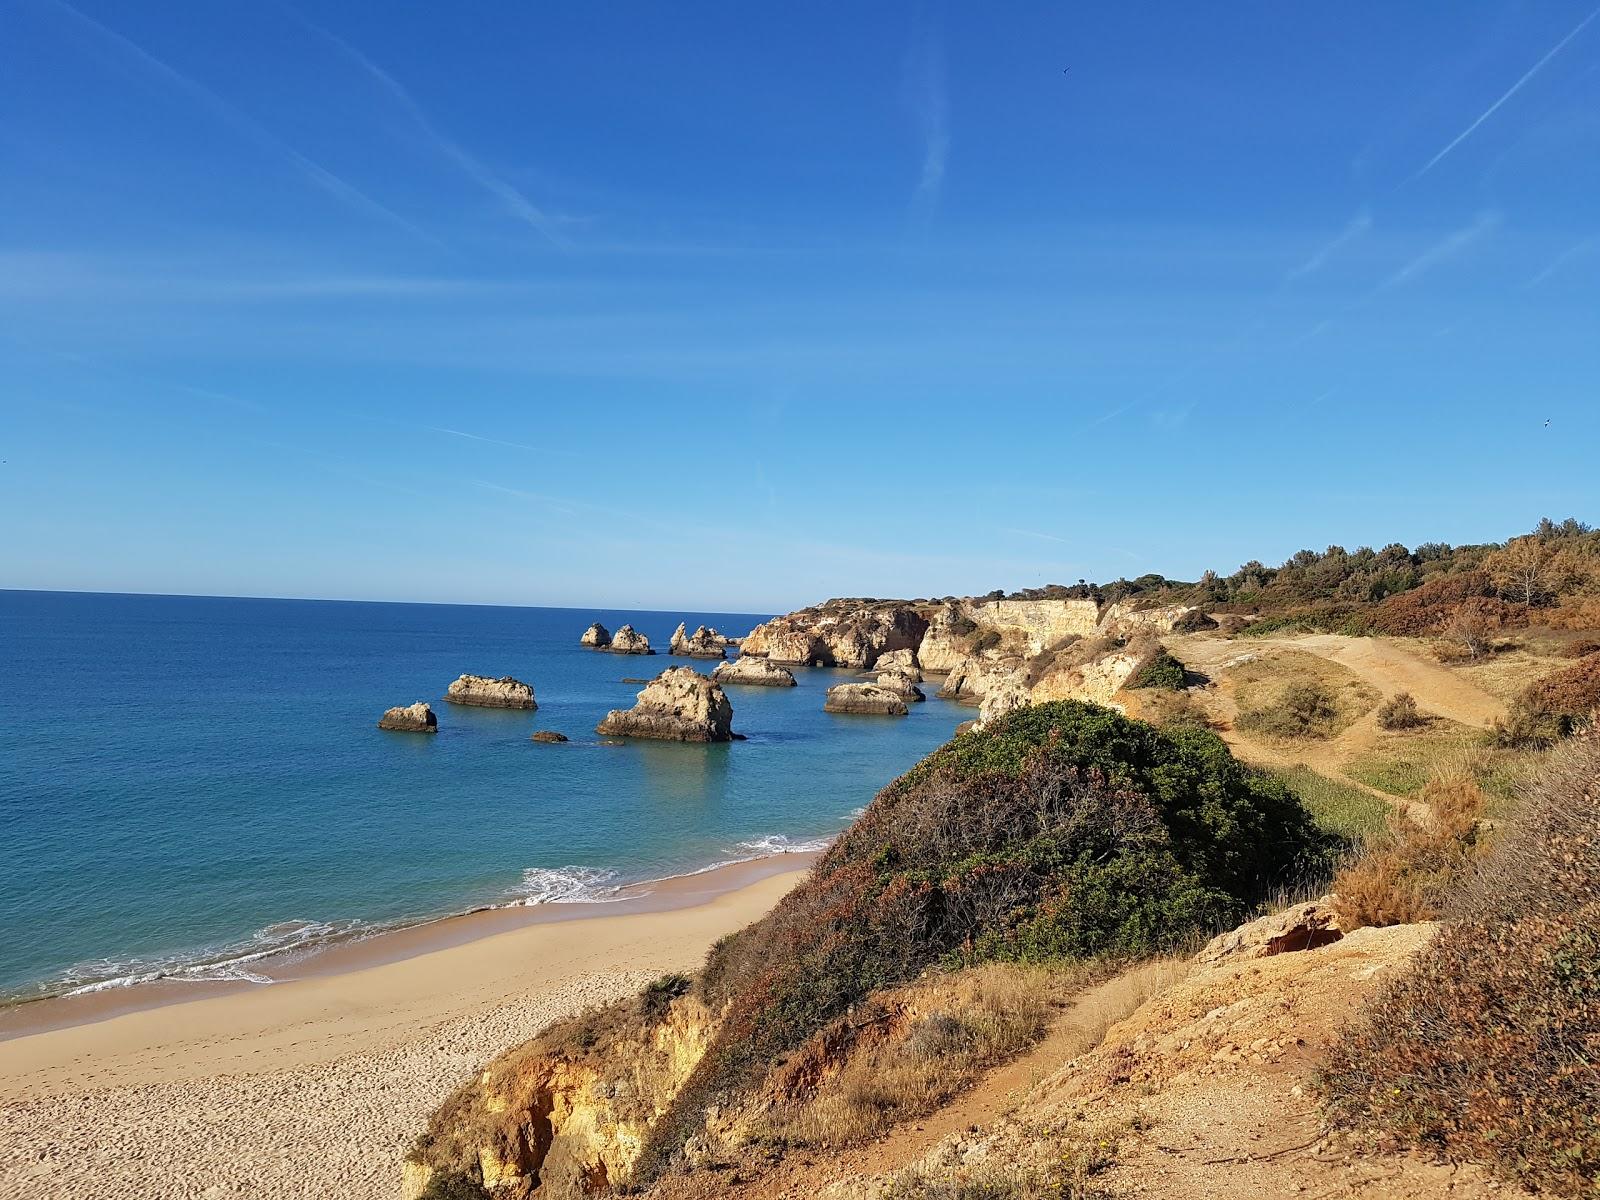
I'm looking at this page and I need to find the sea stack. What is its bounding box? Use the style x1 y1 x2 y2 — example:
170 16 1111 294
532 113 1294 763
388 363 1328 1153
596 667 735 742
669 622 728 659
608 624 654 655
875 670 926 702
711 656 797 687
444 674 537 710
824 683 909 716
378 702 437 733
580 622 611 649
530 730 569 743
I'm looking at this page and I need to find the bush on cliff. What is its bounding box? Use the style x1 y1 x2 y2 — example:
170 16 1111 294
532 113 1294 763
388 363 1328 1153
637 702 1331 1180
1322 738 1600 1195
1127 646 1186 691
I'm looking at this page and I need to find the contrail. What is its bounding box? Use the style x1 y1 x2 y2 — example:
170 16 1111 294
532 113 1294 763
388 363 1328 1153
33 0 435 242
296 16 572 248
1379 211 1499 290
1411 4 1600 180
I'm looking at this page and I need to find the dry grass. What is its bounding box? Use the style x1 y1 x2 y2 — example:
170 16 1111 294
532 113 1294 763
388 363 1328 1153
1322 738 1600 1196
757 958 1183 1154
1331 765 1487 931
756 963 1082 1149
1340 721 1476 797
1228 650 1379 741
1446 646 1571 703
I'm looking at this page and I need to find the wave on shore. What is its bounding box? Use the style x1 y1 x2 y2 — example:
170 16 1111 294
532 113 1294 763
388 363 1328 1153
10 832 843 1006
51 917 371 999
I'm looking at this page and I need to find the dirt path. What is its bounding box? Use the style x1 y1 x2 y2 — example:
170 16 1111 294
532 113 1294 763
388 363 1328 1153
1173 633 1504 730
1165 632 1507 825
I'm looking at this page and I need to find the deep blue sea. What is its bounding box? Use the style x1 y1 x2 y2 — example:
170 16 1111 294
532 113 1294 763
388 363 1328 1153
0 591 966 1002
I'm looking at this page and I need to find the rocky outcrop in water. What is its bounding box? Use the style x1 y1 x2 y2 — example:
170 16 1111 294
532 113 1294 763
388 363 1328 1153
741 602 928 669
607 624 654 655
871 648 921 680
823 682 909 716
596 667 735 742
711 657 797 687
444 674 537 710
669 623 728 659
378 702 437 733
531 730 569 743
581 622 611 648
875 670 926 702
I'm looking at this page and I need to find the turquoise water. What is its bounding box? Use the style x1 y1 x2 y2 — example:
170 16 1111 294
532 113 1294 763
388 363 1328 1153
0 591 966 1002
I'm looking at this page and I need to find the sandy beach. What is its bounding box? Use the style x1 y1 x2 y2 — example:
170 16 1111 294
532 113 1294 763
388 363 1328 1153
0 858 811 1200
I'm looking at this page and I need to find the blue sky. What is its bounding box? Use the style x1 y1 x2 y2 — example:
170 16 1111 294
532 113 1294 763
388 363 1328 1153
2 2 1597 611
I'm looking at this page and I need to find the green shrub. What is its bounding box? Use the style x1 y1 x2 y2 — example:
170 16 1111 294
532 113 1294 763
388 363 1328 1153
1236 681 1339 739
636 702 1331 1182
1128 647 1186 691
1322 741 1600 1195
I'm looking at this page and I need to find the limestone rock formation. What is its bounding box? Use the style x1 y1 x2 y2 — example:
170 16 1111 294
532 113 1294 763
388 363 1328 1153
741 602 928 669
669 622 728 659
1100 601 1207 639
531 730 569 743
875 670 926 702
607 624 654 655
580 622 611 648
1195 896 1343 965
977 677 1030 726
711 656 797 687
823 683 909 716
916 603 974 673
938 652 1025 705
378 701 437 733
596 667 735 742
965 596 1102 654
873 648 922 680
444 674 537 710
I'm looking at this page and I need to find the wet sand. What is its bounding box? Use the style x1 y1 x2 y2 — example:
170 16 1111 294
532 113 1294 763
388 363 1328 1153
0 856 813 1200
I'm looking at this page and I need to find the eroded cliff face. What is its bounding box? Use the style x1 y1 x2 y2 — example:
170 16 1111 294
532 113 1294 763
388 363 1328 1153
965 597 1102 654
741 603 929 669
408 995 719 1200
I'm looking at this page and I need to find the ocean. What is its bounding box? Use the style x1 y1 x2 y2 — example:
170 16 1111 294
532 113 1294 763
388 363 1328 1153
0 590 966 1003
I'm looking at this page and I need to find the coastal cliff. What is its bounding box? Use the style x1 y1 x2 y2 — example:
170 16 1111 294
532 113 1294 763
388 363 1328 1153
740 601 928 668
406 702 1330 1200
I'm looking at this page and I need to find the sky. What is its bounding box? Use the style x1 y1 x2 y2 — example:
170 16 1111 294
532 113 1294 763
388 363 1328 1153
2 1 1597 612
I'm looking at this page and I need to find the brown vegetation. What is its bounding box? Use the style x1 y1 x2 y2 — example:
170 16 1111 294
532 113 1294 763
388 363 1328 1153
1374 692 1426 731
1322 739 1600 1196
1331 768 1486 932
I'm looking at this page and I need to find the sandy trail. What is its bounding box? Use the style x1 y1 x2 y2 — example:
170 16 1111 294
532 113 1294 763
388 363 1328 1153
1167 632 1507 823
1174 633 1505 730
0 868 807 1200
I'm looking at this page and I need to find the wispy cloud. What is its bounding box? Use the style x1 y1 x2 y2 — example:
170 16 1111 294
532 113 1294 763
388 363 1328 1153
1003 527 1072 545
1287 209 1373 280
1523 235 1598 289
1379 210 1500 290
1410 5 1600 181
426 426 577 458
297 17 571 248
34 0 432 242
903 25 949 223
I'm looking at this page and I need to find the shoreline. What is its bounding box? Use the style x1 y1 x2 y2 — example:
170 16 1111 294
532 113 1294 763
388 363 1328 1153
0 860 810 1200
0 849 820 1045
